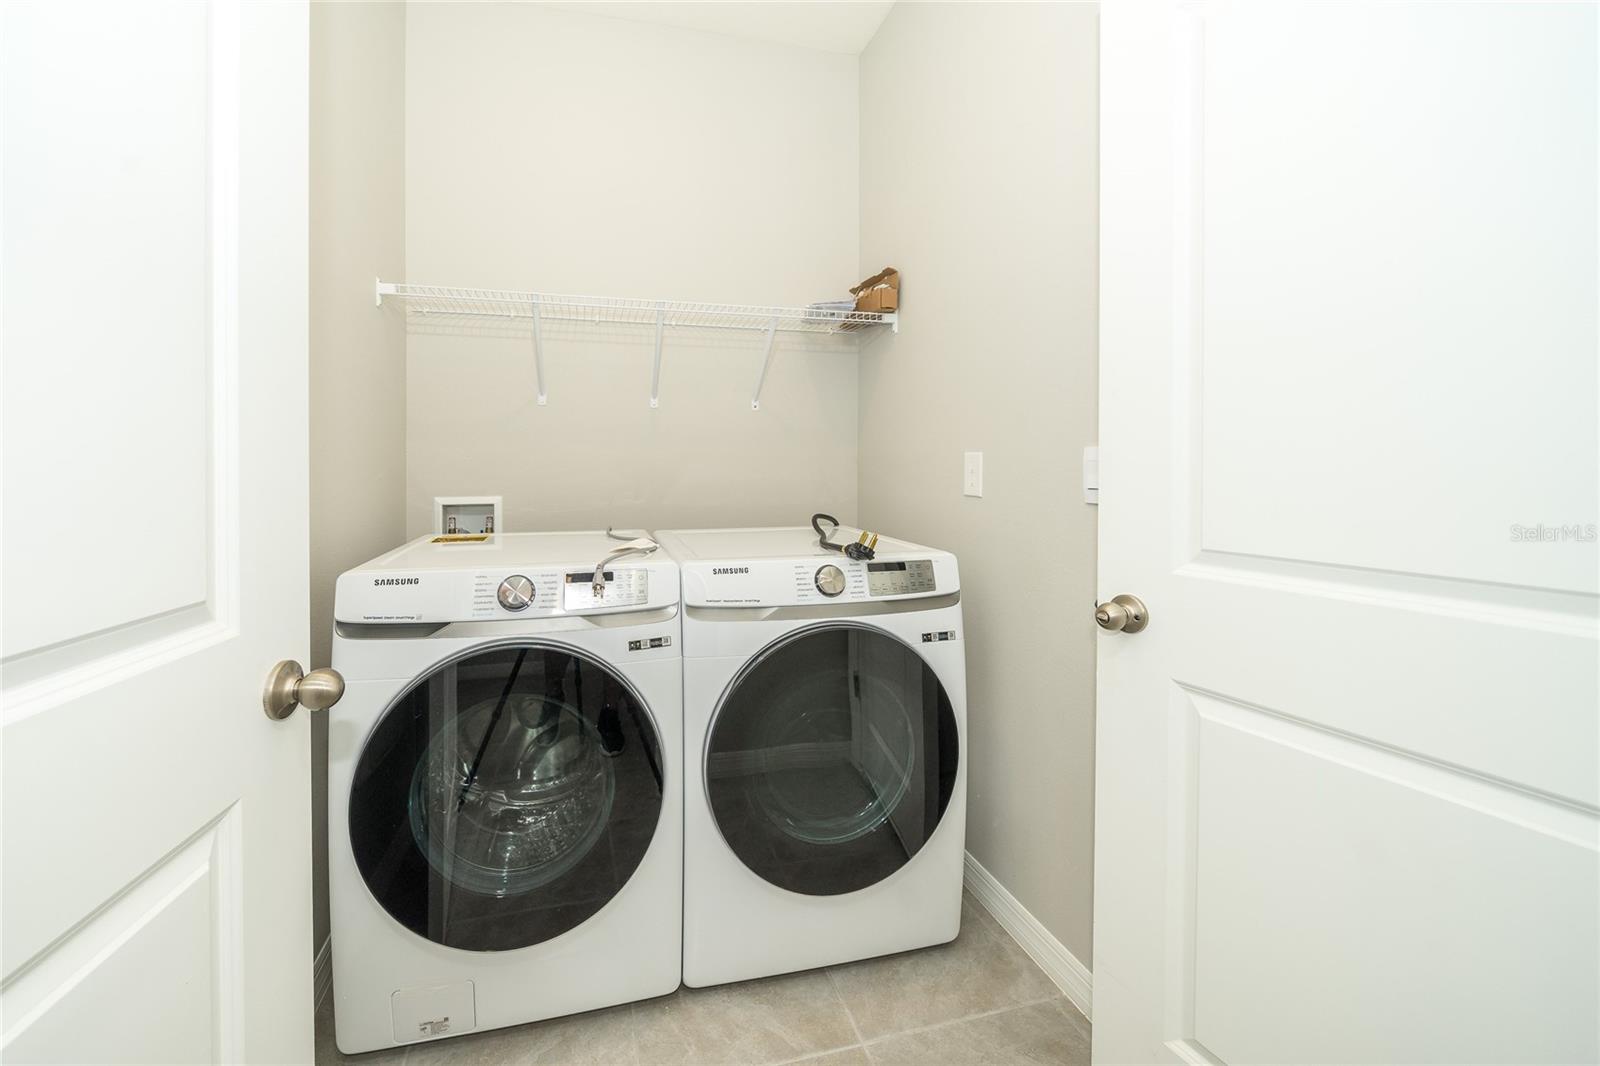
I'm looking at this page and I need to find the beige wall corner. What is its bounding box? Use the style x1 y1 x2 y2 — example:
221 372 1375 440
309 0 407 954
858 1 1100 965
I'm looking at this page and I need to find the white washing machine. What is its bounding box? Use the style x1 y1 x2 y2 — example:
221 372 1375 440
329 532 681 1054
653 526 967 988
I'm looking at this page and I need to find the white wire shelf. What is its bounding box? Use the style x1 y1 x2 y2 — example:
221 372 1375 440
375 280 897 409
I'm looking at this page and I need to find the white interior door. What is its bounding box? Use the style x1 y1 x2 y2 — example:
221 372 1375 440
2 2 312 1062
1096 2 1599 1063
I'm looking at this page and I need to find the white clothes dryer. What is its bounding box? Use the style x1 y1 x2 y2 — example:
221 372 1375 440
328 532 681 1054
653 526 967 988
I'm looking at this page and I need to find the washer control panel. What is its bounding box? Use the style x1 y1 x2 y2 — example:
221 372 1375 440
866 559 936 597
337 564 668 623
814 564 847 597
497 574 535 611
471 571 559 616
562 569 649 611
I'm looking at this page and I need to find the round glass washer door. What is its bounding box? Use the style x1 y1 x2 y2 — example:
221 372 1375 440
705 623 958 896
349 642 664 952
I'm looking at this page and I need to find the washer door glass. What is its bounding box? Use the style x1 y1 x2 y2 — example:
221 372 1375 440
349 643 663 952
705 624 958 896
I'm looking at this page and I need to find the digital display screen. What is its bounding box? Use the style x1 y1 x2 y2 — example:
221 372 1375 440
866 558 936 597
565 571 614 583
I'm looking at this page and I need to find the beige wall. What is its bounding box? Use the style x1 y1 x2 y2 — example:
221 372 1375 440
403 3 862 536
857 2 1100 964
308 0 407 952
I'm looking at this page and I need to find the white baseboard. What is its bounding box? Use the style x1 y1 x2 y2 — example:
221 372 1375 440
963 851 1093 1022
313 937 332 1012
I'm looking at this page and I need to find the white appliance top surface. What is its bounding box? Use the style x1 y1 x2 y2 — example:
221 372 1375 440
358 530 662 573
653 526 941 561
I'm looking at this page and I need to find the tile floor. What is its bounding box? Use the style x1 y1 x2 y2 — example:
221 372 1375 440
316 893 1090 1066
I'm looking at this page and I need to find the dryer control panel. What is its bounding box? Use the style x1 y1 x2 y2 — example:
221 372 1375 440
681 554 956 608
865 559 937 597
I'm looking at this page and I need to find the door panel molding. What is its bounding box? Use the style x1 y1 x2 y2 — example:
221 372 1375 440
1 0 243 723
1169 686 1597 1063
1176 552 1597 631
1177 685 1598 844
1170 3 1599 595
0 805 244 1063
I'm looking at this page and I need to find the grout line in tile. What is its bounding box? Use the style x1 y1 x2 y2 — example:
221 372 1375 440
821 925 1066 1045
823 964 869 1049
857 993 1069 1050
622 999 642 1066
770 1039 867 1065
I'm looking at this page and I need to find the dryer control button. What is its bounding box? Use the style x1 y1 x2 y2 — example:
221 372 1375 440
814 564 846 598
497 574 535 611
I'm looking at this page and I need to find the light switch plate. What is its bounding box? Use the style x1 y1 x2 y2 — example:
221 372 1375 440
1083 446 1099 505
963 452 983 498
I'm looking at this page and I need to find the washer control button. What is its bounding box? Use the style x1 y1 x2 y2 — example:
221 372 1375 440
497 574 535 611
814 564 847 598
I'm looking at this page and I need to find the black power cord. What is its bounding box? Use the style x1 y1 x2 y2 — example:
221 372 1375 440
812 512 877 561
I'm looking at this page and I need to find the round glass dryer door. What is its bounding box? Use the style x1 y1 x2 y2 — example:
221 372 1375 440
706 624 958 896
349 643 663 952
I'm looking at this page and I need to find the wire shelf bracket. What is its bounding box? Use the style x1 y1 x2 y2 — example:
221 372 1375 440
529 296 548 406
750 318 779 411
650 303 666 409
375 279 897 410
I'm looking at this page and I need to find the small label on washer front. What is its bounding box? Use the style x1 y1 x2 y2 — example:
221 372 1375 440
921 630 957 643
627 635 673 651
391 980 475 1044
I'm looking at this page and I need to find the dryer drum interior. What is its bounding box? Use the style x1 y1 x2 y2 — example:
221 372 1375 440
349 642 665 952
705 623 958 896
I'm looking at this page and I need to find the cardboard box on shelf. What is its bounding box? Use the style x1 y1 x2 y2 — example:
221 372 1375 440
851 266 900 313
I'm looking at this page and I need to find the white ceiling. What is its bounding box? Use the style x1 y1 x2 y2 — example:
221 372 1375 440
543 1 896 55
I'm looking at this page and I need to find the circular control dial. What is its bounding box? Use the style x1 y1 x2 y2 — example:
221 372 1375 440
814 564 847 598
497 574 535 611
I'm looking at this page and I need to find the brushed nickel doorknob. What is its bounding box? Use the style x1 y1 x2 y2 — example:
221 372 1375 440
1094 595 1149 634
262 660 345 720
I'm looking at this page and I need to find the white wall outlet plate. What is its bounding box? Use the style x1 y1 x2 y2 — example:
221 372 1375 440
963 451 983 498
1083 446 1099 505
